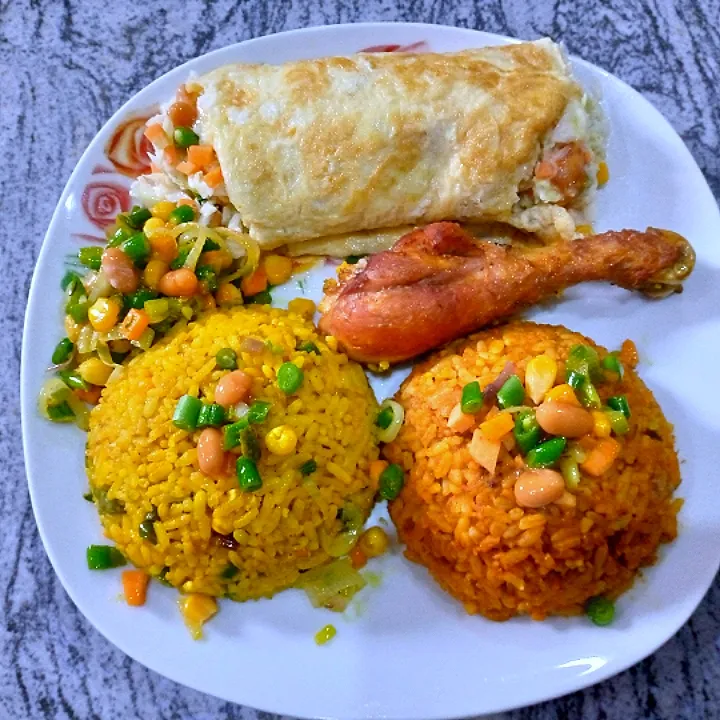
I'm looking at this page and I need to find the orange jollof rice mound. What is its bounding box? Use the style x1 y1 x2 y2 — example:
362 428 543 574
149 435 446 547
385 322 681 621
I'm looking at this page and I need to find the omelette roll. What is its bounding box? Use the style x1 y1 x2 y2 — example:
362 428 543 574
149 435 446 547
132 39 605 253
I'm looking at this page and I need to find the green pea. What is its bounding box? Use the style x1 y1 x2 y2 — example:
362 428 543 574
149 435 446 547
585 596 615 626
236 457 262 492
379 463 404 501
51 337 74 365
215 348 238 370
277 362 304 394
173 126 199 148
526 437 567 468
126 206 152 230
78 246 103 270
461 381 484 414
221 564 239 579
169 205 196 224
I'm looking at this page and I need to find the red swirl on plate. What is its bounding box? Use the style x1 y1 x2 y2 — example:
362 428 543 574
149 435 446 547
82 180 131 229
359 41 430 52
105 109 158 177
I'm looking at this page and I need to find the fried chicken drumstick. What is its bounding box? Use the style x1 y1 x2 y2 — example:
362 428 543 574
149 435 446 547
318 222 695 364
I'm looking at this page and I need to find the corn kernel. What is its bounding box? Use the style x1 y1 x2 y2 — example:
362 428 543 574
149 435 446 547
151 201 175 221
287 297 316 318
215 282 243 306
592 411 612 438
78 357 113 386
178 594 218 640
263 254 293 285
143 259 169 290
143 217 165 232
525 355 558 404
88 298 120 332
265 425 298 455
545 383 581 407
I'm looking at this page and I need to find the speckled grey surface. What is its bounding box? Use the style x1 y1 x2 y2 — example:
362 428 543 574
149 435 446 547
3 1 720 718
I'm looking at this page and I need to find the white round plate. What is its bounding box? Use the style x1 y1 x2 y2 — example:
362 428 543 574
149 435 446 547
21 22 720 719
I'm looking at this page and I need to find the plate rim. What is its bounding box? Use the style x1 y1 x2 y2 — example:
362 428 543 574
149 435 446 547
20 21 720 719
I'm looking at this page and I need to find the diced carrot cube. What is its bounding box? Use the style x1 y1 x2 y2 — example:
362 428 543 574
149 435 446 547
240 267 268 297
581 438 621 477
203 165 224 189
175 160 198 175
187 145 215 168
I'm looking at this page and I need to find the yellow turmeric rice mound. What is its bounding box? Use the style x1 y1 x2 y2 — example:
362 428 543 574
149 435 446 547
87 306 379 600
385 322 681 621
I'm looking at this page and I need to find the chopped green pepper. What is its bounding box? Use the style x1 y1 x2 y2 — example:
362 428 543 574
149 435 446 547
223 420 249 450
300 459 317 476
169 205 195 224
602 353 624 379
51 337 74 365
606 409 629 435
139 508 158 544
108 226 132 247
297 341 320 354
236 457 263 492
61 270 82 292
379 463 404 501
461 381 484 414
585 596 615 626
78 246 103 271
196 265 218 292
247 401 271 424
126 206 152 230
375 406 394 430
197 403 226 428
607 395 631 418
58 369 88 391
221 564 239 579
170 245 191 270
513 410 542 454
497 375 525 409
172 394 202 431
568 371 601 409
560 456 581 490
245 289 272 305
215 348 238 370
526 436 567 468
124 288 158 310
86 544 126 570
47 401 75 422
68 300 90 323
566 344 602 383
120 233 151 266
239 426 260 462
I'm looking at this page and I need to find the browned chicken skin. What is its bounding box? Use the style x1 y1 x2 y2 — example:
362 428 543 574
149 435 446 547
318 222 695 364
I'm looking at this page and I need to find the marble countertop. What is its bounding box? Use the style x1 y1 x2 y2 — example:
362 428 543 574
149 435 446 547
3 1 719 718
